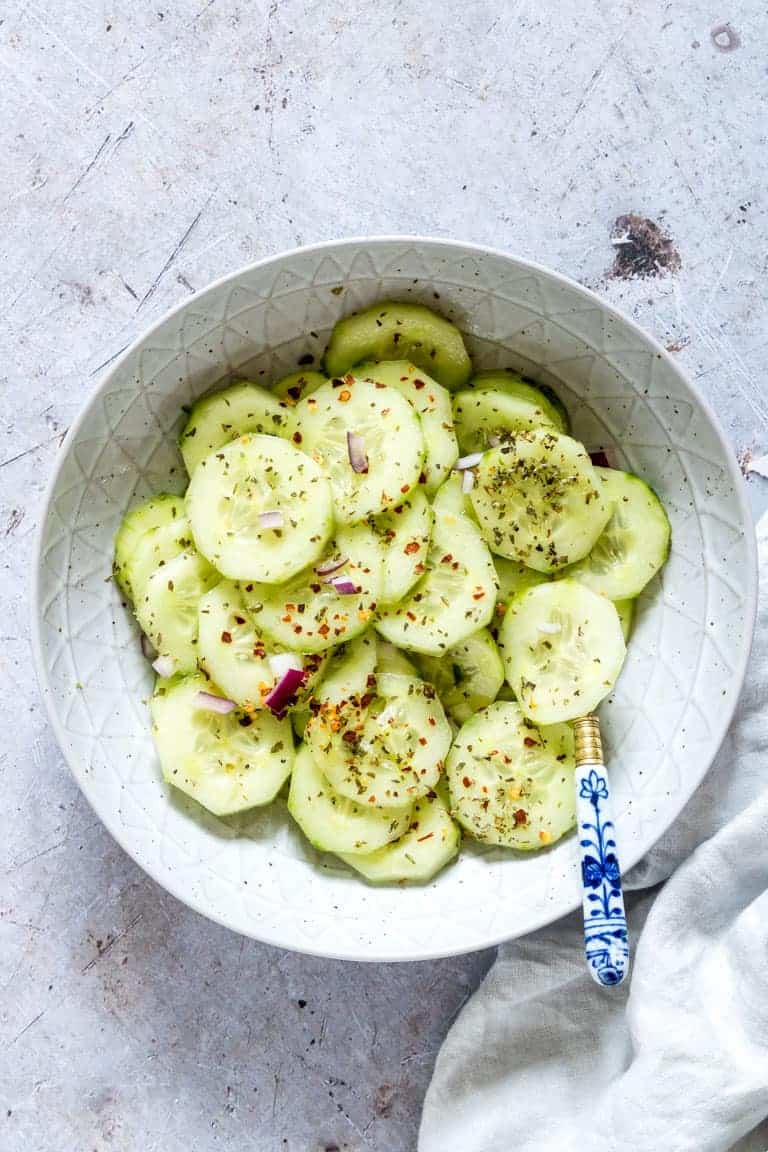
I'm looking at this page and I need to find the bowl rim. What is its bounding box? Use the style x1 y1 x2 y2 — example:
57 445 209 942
30 234 759 961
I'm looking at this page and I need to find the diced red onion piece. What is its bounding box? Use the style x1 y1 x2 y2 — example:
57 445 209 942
265 667 306 717
589 450 613 469
454 452 483 470
259 510 284 529
268 652 304 681
347 431 369 474
461 468 475 494
141 632 157 661
315 555 348 576
152 654 175 678
196 690 237 714
325 576 360 594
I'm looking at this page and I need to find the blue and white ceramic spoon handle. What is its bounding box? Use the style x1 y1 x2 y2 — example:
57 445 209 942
573 716 630 988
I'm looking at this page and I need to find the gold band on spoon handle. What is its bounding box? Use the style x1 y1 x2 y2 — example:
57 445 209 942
573 714 629 987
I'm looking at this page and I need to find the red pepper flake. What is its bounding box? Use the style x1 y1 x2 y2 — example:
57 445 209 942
440 553 453 564
342 730 358 745
418 470 427 485
400 483 410 494
414 563 426 574
413 379 426 390
221 631 232 644
338 389 351 402
404 540 420 555
317 623 330 637
514 808 528 827
375 382 387 389
368 795 378 804
292 430 303 444
234 615 246 625
472 591 485 600
416 832 434 842
427 717 436 726
462 776 472 788
523 736 538 747
418 737 427 746
406 610 417 621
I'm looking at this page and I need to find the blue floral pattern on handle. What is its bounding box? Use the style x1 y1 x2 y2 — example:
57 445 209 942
576 763 629 987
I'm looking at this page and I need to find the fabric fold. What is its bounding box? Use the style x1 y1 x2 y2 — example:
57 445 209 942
420 520 768 1152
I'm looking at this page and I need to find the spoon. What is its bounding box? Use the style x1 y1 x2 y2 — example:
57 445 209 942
573 715 629 987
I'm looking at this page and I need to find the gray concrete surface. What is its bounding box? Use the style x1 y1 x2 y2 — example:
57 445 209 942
1 2 767 1149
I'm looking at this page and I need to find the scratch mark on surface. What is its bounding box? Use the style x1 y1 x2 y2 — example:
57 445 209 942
193 0 219 21
119 275 139 300
63 134 112 202
90 342 130 376
271 1067 282 1123
87 65 143 120
348 1003 369 1044
5 508 24 536
81 913 143 973
318 1014 328 1048
706 248 733 306
559 40 618 137
5 1010 45 1050
0 435 62 470
114 121 135 147
138 197 211 309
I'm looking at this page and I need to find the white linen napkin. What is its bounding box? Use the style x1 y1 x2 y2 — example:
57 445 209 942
419 517 768 1152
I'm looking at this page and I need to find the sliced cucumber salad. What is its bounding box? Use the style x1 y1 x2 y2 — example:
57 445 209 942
114 298 670 884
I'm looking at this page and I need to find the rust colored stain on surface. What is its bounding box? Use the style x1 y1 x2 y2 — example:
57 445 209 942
608 214 681 280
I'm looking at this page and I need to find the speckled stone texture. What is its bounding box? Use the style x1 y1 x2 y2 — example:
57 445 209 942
1 2 766 1149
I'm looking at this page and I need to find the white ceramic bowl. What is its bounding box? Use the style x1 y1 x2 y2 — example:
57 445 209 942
32 237 757 961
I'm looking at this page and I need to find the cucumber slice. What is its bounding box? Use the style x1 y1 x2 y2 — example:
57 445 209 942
294 375 424 524
375 476 498 655
375 638 417 677
491 558 550 639
413 627 504 726
494 557 550 601
180 382 292 475
471 430 613 573
354 361 459 494
615 598 634 642
452 381 567 454
562 468 671 599
134 550 218 674
305 672 452 808
241 525 384 652
291 707 310 740
310 632 377 705
186 433 334 582
369 489 432 606
287 743 411 854
324 301 472 391
446 701 575 849
113 494 190 602
271 369 327 405
151 674 294 815
498 580 626 724
465 370 570 431
197 580 326 709
338 791 460 883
